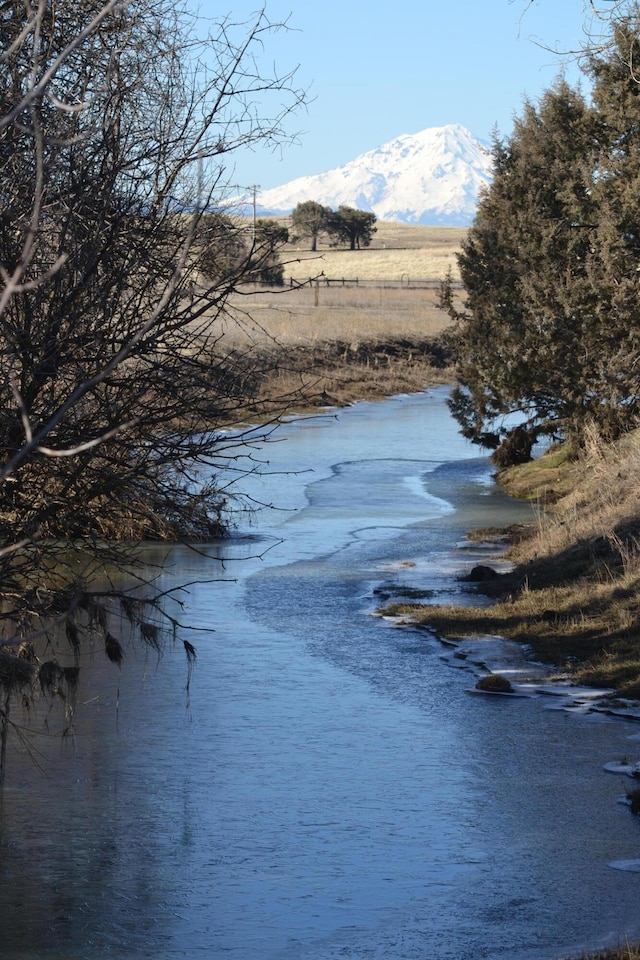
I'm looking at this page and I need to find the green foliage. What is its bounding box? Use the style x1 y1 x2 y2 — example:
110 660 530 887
326 205 377 250
291 200 331 251
290 201 377 251
447 10 640 462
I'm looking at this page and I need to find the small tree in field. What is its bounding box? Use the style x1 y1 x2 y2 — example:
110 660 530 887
290 200 331 251
250 220 290 284
327 206 377 250
199 217 289 286
0 0 305 786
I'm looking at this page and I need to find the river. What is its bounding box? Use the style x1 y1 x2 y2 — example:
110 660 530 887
2 387 640 960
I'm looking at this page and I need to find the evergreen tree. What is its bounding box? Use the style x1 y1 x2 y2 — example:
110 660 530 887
200 217 289 285
249 220 289 285
446 80 597 461
290 200 331 251
583 8 640 438
326 206 377 250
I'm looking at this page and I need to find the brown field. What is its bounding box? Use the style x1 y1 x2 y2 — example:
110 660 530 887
225 283 453 348
283 221 467 285
213 222 466 410
224 221 466 351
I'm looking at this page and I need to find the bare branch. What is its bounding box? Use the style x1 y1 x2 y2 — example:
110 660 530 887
0 0 308 773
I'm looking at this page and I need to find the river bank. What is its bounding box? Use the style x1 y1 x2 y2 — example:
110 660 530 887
248 346 640 960
246 334 455 416
207 391 640 960
254 336 640 712
386 429 640 701
378 414 640 960
242 227 640 959
249 327 640 710
258 344 640 960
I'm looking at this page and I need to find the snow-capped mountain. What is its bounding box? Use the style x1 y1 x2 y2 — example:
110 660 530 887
254 124 493 226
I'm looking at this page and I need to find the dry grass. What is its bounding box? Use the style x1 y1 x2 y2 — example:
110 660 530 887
505 425 640 570
206 221 464 413
284 245 462 284
284 221 466 283
246 339 454 416
383 423 640 697
225 283 454 350
221 222 465 352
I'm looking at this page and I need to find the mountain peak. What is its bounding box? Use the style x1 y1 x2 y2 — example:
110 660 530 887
255 124 492 226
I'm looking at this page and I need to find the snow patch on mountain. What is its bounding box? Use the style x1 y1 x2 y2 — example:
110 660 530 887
254 124 493 226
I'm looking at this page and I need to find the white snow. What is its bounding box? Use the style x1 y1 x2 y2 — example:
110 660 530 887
253 123 493 226
603 760 640 777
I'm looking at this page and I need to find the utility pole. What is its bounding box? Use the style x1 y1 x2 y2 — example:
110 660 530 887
250 184 259 243
226 184 260 240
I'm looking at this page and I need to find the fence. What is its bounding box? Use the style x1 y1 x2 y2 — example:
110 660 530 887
288 277 462 290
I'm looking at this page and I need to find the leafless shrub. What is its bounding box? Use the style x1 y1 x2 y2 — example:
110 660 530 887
0 0 306 783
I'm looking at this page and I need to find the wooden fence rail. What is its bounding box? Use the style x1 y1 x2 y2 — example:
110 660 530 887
288 277 462 290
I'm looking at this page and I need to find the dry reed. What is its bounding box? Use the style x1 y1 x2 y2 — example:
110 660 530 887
510 426 640 570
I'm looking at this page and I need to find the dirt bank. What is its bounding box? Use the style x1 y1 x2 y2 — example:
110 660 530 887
240 335 456 418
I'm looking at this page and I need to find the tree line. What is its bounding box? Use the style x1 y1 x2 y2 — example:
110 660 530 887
290 201 377 251
202 202 378 289
442 3 640 465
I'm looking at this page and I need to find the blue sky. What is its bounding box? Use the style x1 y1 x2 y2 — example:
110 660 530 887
222 1 599 190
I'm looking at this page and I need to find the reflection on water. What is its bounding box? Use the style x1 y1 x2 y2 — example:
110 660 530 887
2 388 640 960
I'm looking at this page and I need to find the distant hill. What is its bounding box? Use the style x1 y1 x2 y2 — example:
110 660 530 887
254 124 493 226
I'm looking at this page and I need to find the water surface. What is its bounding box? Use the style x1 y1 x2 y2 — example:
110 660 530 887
2 388 640 960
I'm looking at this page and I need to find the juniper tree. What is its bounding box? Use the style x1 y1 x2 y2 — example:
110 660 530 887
327 206 377 250
250 220 290 284
448 9 640 463
444 80 597 462
581 7 640 438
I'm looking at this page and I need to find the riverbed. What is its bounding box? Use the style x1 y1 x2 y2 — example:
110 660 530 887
2 387 640 960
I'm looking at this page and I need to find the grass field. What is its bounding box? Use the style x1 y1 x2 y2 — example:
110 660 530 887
226 283 453 347
283 221 467 285
224 221 466 350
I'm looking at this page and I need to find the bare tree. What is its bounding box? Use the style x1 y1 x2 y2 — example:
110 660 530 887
516 1 632 20
516 0 640 57
0 0 305 786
